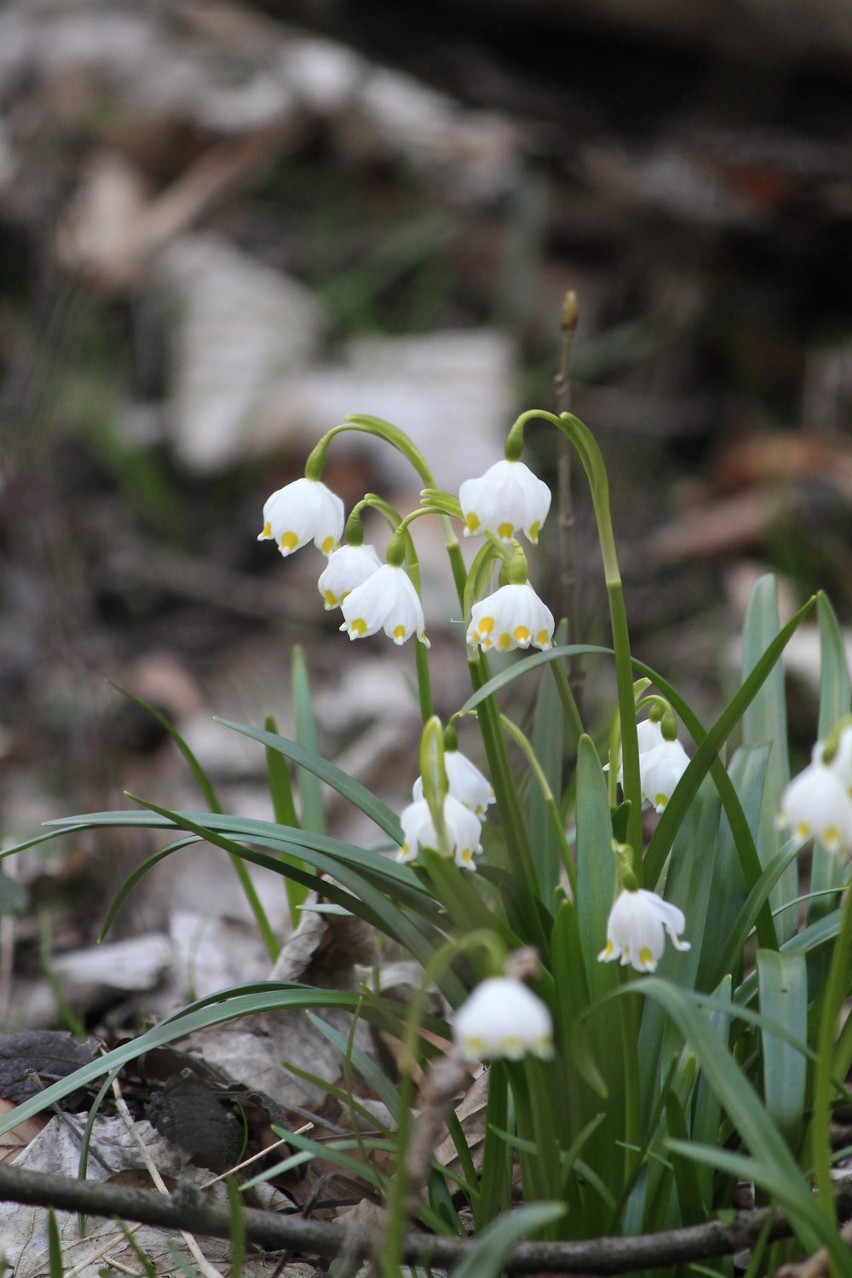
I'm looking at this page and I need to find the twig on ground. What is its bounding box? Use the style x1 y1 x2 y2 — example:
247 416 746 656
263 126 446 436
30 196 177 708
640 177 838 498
2 1161 852 1273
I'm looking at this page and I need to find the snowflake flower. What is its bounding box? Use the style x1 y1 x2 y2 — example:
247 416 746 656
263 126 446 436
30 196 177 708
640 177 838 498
317 543 382 609
339 564 430 647
459 459 552 544
598 888 690 973
258 477 344 557
639 738 690 813
453 977 553 1061
777 751 852 855
398 794 483 870
412 749 495 818
466 582 554 653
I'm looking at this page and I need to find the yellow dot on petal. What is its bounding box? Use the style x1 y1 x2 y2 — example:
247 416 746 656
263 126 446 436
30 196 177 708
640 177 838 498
497 633 512 650
323 590 338 608
260 521 272 538
503 1035 523 1055
514 625 530 643
351 618 368 636
393 624 407 641
458 849 473 866
497 521 513 539
465 512 480 533
600 942 616 960
477 616 494 635
528 520 541 543
320 535 335 554
795 822 812 839
464 1036 486 1057
280 531 299 553
536 629 550 646
655 794 668 810
638 947 655 970
825 825 840 846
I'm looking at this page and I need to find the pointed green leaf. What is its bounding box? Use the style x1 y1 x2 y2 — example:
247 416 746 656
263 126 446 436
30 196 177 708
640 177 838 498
757 949 808 1149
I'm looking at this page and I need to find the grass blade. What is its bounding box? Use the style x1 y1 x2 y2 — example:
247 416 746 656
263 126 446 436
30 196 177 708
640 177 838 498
215 717 401 840
292 644 325 835
741 574 794 940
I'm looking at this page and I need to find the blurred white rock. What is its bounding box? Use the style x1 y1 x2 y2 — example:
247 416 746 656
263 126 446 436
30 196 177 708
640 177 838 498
259 329 515 491
154 233 326 473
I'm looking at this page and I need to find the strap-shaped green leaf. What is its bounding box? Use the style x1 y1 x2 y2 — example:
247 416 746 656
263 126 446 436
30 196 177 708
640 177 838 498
757 948 808 1150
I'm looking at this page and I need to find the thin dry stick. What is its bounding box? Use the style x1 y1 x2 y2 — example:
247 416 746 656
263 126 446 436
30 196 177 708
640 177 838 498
3 1160 852 1273
554 290 585 711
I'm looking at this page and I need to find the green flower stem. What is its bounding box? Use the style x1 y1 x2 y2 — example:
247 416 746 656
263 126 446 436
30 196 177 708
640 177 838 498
475 1059 513 1226
550 659 585 748
619 977 641 1189
500 714 578 900
307 415 436 488
812 883 852 1229
507 410 643 872
469 651 550 954
380 930 506 1277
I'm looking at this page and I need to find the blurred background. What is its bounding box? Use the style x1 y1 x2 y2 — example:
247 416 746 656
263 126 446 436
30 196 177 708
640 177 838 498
2 0 852 956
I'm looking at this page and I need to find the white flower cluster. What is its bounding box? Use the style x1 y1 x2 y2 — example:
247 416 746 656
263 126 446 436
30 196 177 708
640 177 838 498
258 458 555 655
400 749 495 871
777 724 852 856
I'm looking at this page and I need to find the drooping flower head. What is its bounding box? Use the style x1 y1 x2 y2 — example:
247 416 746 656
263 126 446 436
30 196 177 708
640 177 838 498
317 543 382 609
453 977 553 1061
459 458 552 545
777 744 852 855
259 477 344 557
639 737 690 813
339 563 430 648
599 887 690 973
466 581 554 653
412 749 495 818
398 793 483 870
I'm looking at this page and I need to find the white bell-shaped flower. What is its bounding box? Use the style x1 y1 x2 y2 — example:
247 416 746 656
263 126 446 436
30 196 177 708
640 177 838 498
339 564 430 648
317 543 382 609
258 477 344 557
398 794 483 870
459 459 552 545
412 749 495 819
639 738 690 813
453 977 553 1061
466 582 554 653
611 717 666 785
599 888 690 973
777 756 852 854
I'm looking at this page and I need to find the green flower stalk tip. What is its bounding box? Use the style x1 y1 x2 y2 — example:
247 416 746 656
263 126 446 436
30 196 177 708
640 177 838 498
413 747 495 819
419 715 449 815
